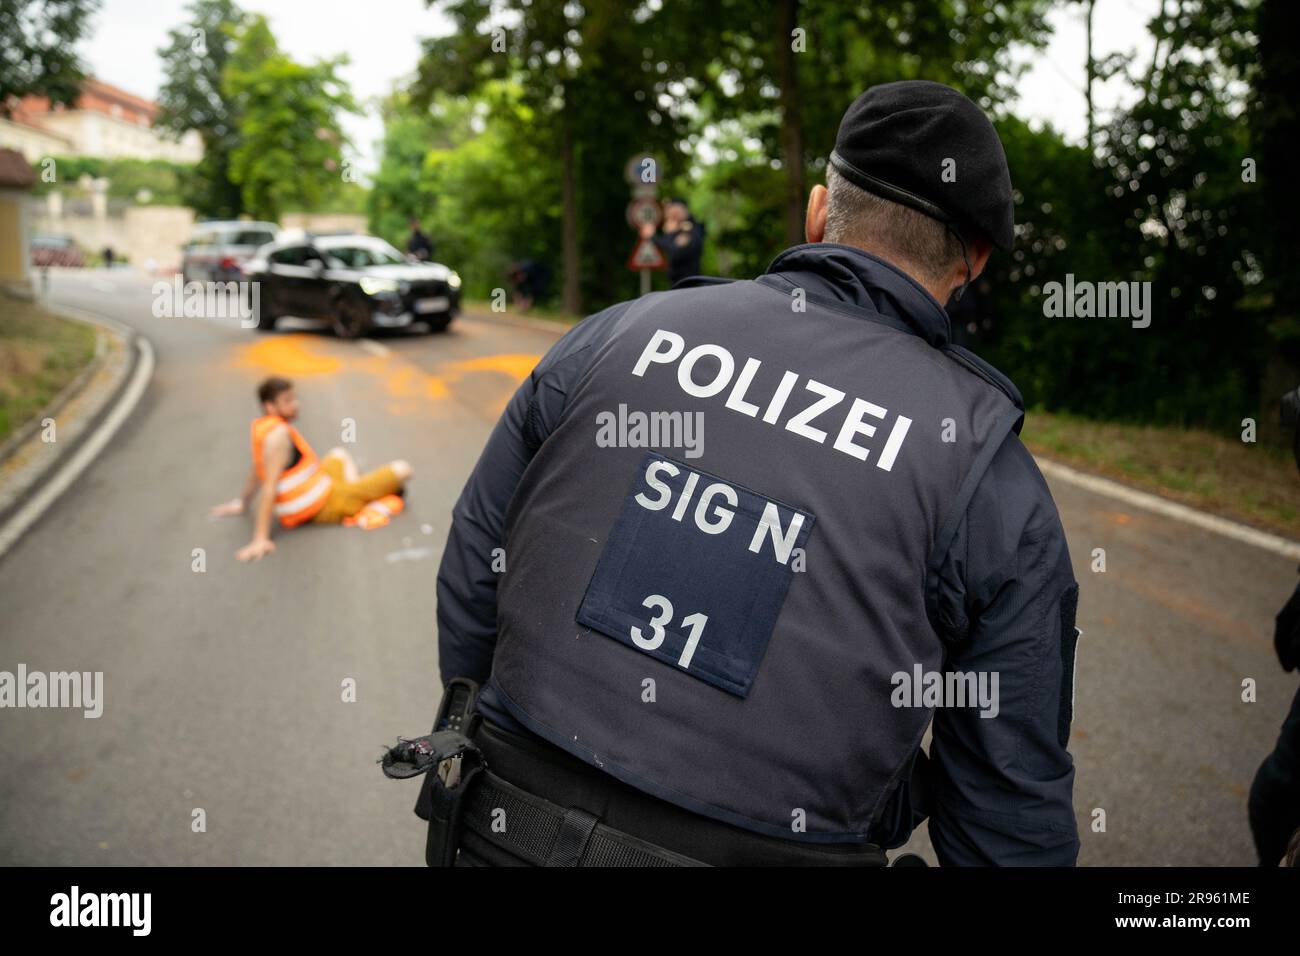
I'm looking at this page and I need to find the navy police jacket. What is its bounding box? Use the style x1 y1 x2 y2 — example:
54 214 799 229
436 243 1081 866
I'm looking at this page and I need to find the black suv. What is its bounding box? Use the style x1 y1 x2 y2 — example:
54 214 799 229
243 234 461 337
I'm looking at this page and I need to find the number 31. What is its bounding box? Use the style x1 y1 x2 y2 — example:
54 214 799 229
630 594 708 669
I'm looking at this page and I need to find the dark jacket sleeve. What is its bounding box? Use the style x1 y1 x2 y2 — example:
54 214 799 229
926 432 1082 866
436 304 632 685
653 224 704 273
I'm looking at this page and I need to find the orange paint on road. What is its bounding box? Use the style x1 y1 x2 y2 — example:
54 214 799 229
430 354 542 417
1117 575 1265 646
232 334 342 376
442 354 542 382
231 334 539 417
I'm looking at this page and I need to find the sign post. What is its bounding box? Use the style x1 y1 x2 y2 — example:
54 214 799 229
626 233 667 294
625 154 664 295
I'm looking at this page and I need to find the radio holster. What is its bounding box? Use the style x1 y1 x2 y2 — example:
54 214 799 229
380 678 483 867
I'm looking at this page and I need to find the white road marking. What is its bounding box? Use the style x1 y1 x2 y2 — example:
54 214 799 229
0 337 155 561
385 546 436 563
358 339 390 358
1036 457 1300 561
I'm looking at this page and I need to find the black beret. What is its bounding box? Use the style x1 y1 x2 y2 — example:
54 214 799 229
828 80 1014 250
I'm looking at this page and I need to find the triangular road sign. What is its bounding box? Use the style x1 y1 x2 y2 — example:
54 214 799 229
627 236 667 271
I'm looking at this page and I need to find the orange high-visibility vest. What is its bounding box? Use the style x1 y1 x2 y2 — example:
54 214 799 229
342 494 405 530
250 415 333 527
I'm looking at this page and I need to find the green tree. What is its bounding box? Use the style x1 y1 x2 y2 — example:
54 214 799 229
0 0 100 114
1250 0 1300 418
370 86 562 300
980 0 1266 429
684 117 787 280
1089 0 1261 425
686 0 1053 247
414 0 711 314
155 0 246 218
368 92 466 243
221 15 357 221
392 0 1273 436
29 156 195 206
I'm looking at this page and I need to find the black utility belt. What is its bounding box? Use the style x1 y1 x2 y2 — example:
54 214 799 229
381 678 897 867
381 723 703 867
462 770 707 867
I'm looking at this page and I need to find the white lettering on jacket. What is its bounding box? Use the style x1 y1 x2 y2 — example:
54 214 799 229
632 329 913 472
633 459 804 565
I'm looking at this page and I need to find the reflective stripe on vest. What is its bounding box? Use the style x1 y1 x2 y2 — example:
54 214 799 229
277 459 319 494
273 469 332 518
250 415 333 527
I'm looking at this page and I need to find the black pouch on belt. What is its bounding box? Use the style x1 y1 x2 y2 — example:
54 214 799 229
381 728 486 866
379 678 484 867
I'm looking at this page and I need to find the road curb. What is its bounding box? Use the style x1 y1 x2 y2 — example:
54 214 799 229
0 301 154 559
1036 456 1300 561
0 308 111 465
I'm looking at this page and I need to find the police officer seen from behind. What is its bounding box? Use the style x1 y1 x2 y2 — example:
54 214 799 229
434 80 1080 866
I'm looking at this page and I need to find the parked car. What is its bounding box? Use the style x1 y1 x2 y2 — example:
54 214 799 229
241 234 462 337
180 220 279 283
30 235 85 268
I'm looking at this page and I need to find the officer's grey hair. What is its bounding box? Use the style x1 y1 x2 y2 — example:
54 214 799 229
823 165 966 287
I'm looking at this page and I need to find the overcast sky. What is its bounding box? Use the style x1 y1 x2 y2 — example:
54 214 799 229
76 0 1160 177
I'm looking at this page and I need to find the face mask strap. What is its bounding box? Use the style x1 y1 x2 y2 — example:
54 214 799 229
948 225 972 303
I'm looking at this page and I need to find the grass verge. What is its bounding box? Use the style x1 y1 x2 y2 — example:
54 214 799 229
1022 408 1298 539
0 296 99 445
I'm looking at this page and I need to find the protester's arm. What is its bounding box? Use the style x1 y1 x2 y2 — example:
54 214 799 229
239 465 259 509
236 427 289 562
927 433 1081 866
211 465 259 517
436 302 634 684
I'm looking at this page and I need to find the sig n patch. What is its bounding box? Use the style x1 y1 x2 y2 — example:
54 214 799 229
576 452 814 697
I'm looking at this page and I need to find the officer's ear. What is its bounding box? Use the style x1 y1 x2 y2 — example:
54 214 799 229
965 236 993 282
805 184 829 243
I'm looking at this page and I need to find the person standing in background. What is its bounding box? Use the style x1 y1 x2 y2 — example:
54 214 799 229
641 198 704 288
407 218 434 262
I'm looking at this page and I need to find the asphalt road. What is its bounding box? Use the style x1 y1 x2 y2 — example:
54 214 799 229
1 270 1295 866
